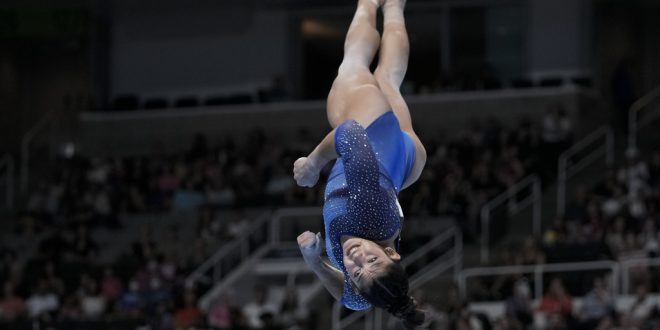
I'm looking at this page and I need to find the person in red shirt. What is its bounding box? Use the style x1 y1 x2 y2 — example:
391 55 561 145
538 278 573 326
100 267 123 302
173 290 202 329
0 282 26 321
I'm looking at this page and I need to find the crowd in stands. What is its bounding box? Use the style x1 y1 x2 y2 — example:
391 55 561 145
458 143 660 329
1 105 576 329
451 275 660 330
0 237 317 330
17 106 573 237
401 105 572 238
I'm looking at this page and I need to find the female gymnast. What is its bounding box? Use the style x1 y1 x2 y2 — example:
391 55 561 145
292 0 428 328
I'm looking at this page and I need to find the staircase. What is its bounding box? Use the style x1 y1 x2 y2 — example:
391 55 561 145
332 227 462 330
184 206 461 330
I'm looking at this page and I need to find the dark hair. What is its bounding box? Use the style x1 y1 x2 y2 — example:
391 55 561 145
356 262 426 329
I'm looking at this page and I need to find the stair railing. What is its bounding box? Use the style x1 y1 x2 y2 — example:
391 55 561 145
185 211 271 287
480 174 542 263
20 113 55 193
556 125 614 215
332 226 463 330
628 85 660 151
0 154 15 208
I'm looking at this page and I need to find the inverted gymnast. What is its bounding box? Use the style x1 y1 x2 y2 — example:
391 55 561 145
292 0 428 328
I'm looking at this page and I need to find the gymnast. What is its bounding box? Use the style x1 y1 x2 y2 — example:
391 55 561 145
292 0 428 328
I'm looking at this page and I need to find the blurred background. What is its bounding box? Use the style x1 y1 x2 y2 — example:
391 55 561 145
1 0 660 329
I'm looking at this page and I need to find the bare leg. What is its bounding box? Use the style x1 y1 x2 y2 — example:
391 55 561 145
374 0 413 131
327 0 390 129
374 0 427 189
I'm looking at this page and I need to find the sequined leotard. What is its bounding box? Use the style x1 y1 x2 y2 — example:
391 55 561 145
323 111 416 311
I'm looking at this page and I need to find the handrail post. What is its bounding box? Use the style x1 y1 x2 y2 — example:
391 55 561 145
364 311 373 330
611 264 620 296
20 113 54 193
458 273 467 299
332 302 341 330
374 308 382 330
534 265 543 299
481 209 489 264
622 262 630 294
533 177 542 235
270 211 280 244
557 155 568 216
606 128 614 166
629 104 636 151
1 155 15 209
454 229 463 282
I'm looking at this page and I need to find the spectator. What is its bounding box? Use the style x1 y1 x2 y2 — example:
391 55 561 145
25 280 60 319
43 261 65 297
540 105 572 180
624 283 656 328
118 280 144 316
0 282 25 321
577 277 614 329
173 180 204 211
411 289 445 329
243 285 277 329
173 290 202 329
505 279 533 329
100 267 123 303
146 278 172 314
208 293 237 330
279 287 309 328
538 278 573 326
70 225 99 260
80 281 106 319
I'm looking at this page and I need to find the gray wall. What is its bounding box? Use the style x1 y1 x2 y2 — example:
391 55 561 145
110 4 289 97
527 0 592 79
79 87 591 156
108 0 606 97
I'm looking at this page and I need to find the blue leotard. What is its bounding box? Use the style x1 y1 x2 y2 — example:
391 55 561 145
323 111 416 311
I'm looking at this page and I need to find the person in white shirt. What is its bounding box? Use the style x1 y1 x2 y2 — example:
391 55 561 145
25 281 59 319
242 286 278 329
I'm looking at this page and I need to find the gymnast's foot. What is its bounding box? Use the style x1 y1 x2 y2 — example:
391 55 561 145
365 0 385 7
383 0 405 10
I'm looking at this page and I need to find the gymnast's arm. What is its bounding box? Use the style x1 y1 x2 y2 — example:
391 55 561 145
297 231 343 301
293 129 338 187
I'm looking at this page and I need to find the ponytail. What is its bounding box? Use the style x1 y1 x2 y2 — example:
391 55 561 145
389 295 426 330
357 263 426 329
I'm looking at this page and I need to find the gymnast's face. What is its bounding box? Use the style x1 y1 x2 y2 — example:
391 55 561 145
342 238 401 288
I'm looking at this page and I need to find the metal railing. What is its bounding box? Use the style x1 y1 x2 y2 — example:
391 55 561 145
332 226 463 330
556 125 614 215
628 85 660 151
20 113 55 193
186 212 271 287
269 206 323 243
189 207 323 309
459 260 620 300
621 257 660 294
0 154 15 208
480 174 542 263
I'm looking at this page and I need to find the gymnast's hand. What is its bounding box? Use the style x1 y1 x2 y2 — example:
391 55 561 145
293 157 320 187
297 231 323 261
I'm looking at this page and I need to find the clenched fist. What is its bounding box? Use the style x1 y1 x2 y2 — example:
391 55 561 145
293 157 320 187
297 231 323 261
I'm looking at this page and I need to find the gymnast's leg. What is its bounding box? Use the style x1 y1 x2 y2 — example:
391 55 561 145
326 0 391 129
374 0 426 189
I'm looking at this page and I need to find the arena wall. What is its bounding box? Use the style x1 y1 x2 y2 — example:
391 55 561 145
79 87 600 156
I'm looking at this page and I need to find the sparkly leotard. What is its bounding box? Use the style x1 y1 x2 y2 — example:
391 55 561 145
323 111 416 311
